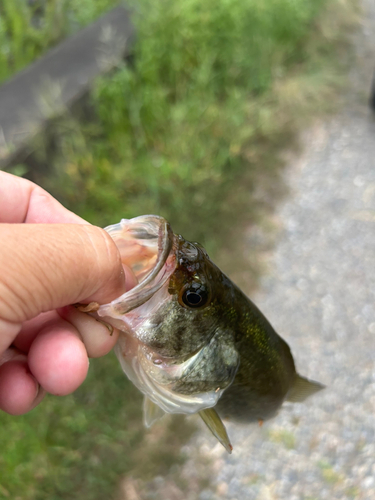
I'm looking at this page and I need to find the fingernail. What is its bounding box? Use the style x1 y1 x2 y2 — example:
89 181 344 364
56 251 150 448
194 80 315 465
27 369 41 400
35 381 40 399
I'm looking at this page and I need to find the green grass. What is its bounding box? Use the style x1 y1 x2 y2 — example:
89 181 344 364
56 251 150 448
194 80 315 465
268 428 296 449
2 0 358 498
0 355 142 500
26 0 357 255
317 460 344 486
0 0 119 84
0 353 196 500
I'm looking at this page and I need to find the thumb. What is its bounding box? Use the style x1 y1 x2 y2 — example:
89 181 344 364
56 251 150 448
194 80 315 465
0 223 126 327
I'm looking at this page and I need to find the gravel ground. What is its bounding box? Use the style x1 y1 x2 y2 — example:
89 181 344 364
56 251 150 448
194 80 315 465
127 3 375 499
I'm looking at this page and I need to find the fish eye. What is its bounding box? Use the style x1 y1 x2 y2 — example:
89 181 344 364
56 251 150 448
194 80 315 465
179 282 211 309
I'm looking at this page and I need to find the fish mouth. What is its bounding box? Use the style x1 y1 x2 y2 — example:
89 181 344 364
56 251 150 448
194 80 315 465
96 215 234 419
97 215 177 319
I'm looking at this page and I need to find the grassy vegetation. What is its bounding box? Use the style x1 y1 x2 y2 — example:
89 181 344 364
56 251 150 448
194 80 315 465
25 0 357 257
0 355 142 500
268 427 296 449
1 0 357 498
0 0 118 84
0 353 197 500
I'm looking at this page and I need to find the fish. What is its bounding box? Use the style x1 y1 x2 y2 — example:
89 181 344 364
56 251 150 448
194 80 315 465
89 215 324 453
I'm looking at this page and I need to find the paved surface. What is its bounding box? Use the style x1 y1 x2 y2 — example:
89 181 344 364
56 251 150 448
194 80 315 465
132 1 375 499
0 6 134 165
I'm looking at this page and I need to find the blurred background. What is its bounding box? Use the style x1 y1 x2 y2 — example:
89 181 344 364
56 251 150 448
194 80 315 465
0 0 369 499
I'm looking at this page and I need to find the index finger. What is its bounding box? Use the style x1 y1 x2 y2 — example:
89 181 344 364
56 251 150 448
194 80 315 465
0 171 85 224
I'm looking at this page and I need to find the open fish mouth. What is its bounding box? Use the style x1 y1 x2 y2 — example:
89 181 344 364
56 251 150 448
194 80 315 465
95 215 229 419
97 215 177 320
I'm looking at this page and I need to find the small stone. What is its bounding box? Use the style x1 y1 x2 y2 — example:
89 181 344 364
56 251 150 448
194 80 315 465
354 176 365 187
362 476 375 489
216 482 228 496
297 278 309 291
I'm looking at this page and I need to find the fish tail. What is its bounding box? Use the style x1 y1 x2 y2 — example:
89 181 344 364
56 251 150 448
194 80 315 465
286 374 325 403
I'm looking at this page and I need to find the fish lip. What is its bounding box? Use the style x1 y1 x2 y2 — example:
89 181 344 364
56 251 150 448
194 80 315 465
97 215 177 318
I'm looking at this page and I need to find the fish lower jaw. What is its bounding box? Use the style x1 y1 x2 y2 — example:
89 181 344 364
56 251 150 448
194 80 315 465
114 343 225 415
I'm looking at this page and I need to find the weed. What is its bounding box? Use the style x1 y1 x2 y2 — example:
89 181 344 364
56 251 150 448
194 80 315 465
27 0 356 260
268 428 296 449
317 460 344 485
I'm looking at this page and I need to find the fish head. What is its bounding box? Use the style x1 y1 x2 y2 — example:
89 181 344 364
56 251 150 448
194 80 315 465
96 215 239 415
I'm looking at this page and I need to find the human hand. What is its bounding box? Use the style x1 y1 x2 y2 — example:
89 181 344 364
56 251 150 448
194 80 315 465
0 171 136 415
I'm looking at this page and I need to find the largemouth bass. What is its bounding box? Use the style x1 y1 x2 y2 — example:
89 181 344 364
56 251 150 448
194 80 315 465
91 215 324 452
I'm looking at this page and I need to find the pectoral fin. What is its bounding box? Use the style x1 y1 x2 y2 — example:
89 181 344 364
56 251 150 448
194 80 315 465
286 374 325 403
199 408 233 454
143 397 166 428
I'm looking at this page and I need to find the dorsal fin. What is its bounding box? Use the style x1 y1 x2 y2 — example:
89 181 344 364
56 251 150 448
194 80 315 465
199 408 233 454
286 374 325 403
143 397 166 428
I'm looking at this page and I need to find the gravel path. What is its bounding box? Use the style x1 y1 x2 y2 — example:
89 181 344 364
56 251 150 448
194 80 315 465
130 3 375 499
